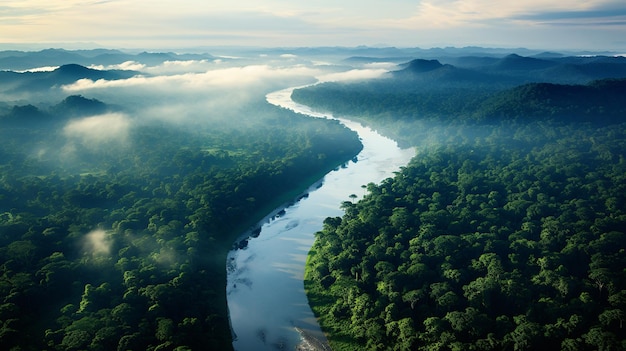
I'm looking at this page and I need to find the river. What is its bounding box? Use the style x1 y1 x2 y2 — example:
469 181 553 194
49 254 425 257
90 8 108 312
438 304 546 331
226 86 415 350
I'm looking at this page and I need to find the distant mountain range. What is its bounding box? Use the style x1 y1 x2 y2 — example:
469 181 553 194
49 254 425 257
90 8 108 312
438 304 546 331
292 52 626 127
0 48 216 70
0 64 139 94
390 54 626 86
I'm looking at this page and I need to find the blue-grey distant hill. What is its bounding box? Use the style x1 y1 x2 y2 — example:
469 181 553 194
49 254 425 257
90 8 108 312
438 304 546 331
0 48 215 70
291 53 626 135
390 54 626 85
0 64 138 94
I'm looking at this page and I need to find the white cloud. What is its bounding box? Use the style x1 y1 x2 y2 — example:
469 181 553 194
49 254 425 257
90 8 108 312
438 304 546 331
153 59 211 72
88 60 217 75
317 68 388 83
363 62 399 70
15 65 59 72
0 0 624 50
58 64 322 125
83 229 111 255
63 112 130 144
62 64 320 92
89 61 146 71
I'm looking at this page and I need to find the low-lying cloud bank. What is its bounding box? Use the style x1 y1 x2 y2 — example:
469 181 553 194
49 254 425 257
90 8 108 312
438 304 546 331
63 64 320 92
63 64 389 95
89 59 217 75
59 62 390 126
63 112 130 144
317 68 389 82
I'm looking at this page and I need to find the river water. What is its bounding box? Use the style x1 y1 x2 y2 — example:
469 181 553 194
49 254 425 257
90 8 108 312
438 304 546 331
226 86 415 350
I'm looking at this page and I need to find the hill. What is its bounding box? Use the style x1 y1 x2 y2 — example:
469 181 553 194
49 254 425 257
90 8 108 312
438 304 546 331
0 64 138 94
0 48 216 70
0 95 112 130
474 78 626 123
291 54 626 146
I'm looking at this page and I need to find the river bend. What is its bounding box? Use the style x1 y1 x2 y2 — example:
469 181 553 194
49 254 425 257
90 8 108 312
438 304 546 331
226 86 415 350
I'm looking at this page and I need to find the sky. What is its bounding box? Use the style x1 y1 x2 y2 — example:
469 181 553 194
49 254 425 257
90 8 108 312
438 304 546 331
1 0 626 51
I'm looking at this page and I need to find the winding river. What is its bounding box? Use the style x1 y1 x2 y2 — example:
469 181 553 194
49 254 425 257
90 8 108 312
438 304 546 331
226 86 415 350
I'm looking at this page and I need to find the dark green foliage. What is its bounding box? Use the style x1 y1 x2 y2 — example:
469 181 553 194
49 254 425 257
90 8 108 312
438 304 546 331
50 95 109 118
298 58 626 349
0 96 362 350
305 123 626 350
292 78 626 128
475 79 626 123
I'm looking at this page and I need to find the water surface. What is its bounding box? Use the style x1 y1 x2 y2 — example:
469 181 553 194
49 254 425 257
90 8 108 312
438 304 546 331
226 87 415 350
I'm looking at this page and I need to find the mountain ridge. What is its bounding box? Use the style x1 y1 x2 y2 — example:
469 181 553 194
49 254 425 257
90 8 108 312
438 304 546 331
0 64 139 94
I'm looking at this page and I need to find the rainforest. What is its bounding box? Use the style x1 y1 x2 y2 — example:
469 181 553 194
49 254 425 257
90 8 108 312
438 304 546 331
0 50 364 351
295 54 626 350
1 47 626 351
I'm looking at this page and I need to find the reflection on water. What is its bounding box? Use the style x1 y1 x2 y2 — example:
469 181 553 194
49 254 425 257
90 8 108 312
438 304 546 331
226 87 415 350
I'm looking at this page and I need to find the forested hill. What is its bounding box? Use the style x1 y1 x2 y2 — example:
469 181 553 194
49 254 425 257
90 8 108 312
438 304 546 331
301 54 626 351
474 78 626 123
291 65 626 146
0 95 109 126
0 64 138 94
0 49 215 71
292 76 626 126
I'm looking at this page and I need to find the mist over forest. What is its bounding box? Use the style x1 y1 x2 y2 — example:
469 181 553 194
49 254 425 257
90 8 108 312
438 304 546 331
1 46 625 351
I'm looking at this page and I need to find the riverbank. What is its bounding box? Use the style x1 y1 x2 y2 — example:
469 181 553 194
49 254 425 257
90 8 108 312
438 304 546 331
224 151 360 251
295 327 332 351
223 146 362 349
304 252 358 351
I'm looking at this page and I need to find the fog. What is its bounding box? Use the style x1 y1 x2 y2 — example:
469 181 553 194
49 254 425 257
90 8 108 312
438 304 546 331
317 68 388 82
83 229 112 256
58 57 389 129
63 112 131 145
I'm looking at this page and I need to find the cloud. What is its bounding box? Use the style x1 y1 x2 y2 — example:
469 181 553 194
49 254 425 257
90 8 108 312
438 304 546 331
63 64 319 92
15 65 59 72
1 0 624 50
58 63 323 126
374 0 623 29
317 68 388 82
89 61 146 71
63 112 130 145
83 229 111 255
363 62 399 70
60 64 322 118
513 3 626 26
150 60 214 74
88 59 219 75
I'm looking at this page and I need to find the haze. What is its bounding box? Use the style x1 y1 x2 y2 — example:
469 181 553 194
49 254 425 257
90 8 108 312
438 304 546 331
1 0 626 51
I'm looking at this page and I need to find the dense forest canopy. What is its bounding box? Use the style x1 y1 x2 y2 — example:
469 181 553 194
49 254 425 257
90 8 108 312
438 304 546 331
2 48 626 351
298 54 626 350
0 59 362 350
